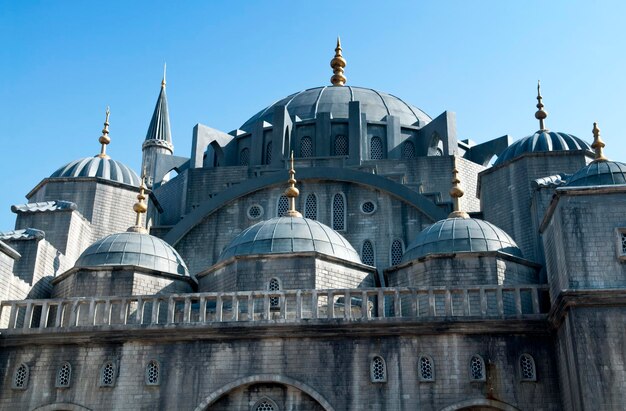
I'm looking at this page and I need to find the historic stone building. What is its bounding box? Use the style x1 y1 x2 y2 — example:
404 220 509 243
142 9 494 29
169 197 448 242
0 39 625 411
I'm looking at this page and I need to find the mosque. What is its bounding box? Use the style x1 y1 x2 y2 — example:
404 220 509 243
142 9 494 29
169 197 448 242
0 39 625 411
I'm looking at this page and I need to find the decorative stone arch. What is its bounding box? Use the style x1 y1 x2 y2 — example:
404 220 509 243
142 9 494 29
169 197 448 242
32 403 93 411
439 398 520 411
193 374 335 411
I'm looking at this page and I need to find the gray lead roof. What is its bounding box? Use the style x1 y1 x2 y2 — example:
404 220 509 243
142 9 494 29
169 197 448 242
50 157 141 187
145 86 172 144
494 130 592 166
565 160 626 187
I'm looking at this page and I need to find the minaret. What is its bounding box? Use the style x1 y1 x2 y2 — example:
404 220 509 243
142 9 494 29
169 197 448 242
142 64 174 187
535 80 548 131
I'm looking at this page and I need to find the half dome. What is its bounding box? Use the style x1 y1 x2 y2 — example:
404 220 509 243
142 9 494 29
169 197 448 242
565 160 626 187
494 130 592 166
75 232 190 277
219 216 361 264
402 218 523 262
50 157 141 187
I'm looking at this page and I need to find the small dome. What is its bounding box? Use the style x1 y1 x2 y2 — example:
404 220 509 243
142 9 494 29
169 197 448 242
219 216 361 264
565 160 626 187
494 130 592 166
50 157 140 187
75 232 190 277
402 218 523 262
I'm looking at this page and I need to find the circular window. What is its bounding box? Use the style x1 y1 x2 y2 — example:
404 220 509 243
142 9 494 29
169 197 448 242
247 204 264 219
361 201 376 214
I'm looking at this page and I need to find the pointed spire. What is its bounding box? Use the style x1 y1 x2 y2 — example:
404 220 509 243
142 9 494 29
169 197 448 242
448 156 470 219
284 151 302 217
161 62 166 88
591 122 607 162
127 169 149 234
330 36 347 86
96 106 111 159
535 80 548 131
143 68 173 150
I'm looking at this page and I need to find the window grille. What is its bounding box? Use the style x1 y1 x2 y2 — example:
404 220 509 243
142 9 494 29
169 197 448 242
305 194 318 220
265 141 272 165
469 355 485 381
434 147 443 156
419 356 434 381
240 148 250 166
371 356 387 382
268 278 280 308
332 193 345 230
520 354 536 381
300 136 313 158
100 362 116 387
362 240 375 266
621 232 626 254
402 141 415 159
56 362 71 388
334 135 348 156
146 360 160 385
277 195 289 217
248 205 263 219
255 400 276 411
361 201 376 214
370 136 384 160
12 363 28 390
390 240 403 265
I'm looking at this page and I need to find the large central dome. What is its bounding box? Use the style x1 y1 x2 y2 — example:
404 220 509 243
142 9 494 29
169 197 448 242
241 86 431 131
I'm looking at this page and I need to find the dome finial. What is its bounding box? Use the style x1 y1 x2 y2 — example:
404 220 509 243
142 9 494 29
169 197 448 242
591 121 607 162
535 80 548 131
448 156 470 219
128 169 149 233
330 36 347 86
284 151 302 217
96 106 111 159
161 62 166 88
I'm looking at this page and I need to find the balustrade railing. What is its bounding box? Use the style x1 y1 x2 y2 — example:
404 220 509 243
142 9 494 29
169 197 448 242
0 285 549 331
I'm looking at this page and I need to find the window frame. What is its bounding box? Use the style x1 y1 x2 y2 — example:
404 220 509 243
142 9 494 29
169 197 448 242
615 228 626 261
145 359 161 386
251 397 280 411
361 239 375 266
304 193 318 220
390 239 404 266
55 361 72 388
99 361 117 388
418 354 435 382
12 363 29 390
519 353 537 382
469 354 486 382
370 355 387 383
331 192 346 231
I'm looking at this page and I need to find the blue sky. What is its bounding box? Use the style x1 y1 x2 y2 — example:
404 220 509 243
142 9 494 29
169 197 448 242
1 0 625 229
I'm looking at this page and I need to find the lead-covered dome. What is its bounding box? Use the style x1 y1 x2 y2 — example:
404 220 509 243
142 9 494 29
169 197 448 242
565 160 626 187
75 232 190 277
241 86 431 131
402 218 523 262
50 156 141 187
494 130 592 166
219 216 361 264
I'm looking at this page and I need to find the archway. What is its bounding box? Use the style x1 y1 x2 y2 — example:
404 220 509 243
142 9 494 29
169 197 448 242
439 398 520 411
32 403 92 411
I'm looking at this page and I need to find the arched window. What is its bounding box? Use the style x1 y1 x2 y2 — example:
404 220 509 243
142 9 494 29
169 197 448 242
429 133 444 156
418 355 435 382
519 354 537 381
300 136 313 158
12 363 29 390
469 355 486 382
361 240 375 266
240 148 250 166
265 141 273 165
332 193 345 231
145 360 160 385
304 193 318 220
370 356 387 383
252 397 279 411
390 239 404 266
268 278 280 308
370 136 384 160
402 140 415 159
56 362 72 388
277 195 289 217
334 135 348 156
100 361 116 387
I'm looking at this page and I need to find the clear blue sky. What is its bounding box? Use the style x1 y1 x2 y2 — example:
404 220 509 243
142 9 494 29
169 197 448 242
1 0 625 230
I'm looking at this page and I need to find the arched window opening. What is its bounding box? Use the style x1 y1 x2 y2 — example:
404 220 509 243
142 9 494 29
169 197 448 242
146 360 160 385
469 355 486 382
252 397 279 411
402 140 415 159
161 168 178 185
100 361 116 387
277 195 289 217
429 133 444 156
265 141 273 165
390 239 404 266
56 362 72 388
370 356 387 382
305 193 318 220
519 354 537 381
332 193 345 231
362 240 375 266
12 363 29 390
418 356 435 382
268 278 280 308
370 136 384 160
300 136 313 158
334 134 348 156
240 148 250 166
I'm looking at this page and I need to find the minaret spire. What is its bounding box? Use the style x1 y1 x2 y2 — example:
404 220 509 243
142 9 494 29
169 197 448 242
127 170 149 234
591 122 607 162
161 62 166 88
96 106 111 159
284 151 302 217
535 80 548 131
448 156 470 219
330 36 347 86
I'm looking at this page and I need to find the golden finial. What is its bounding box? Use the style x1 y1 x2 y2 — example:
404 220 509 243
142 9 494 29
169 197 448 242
127 169 149 233
535 80 548 131
330 36 347 86
284 151 302 217
448 156 470 219
591 122 607 162
96 106 111 159
161 62 166 88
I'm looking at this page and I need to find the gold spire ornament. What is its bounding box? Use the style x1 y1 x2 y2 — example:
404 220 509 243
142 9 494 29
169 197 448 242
535 80 548 131
590 122 607 162
448 156 470 219
161 62 166 88
330 37 347 86
127 172 149 234
96 106 111 159
284 151 302 217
